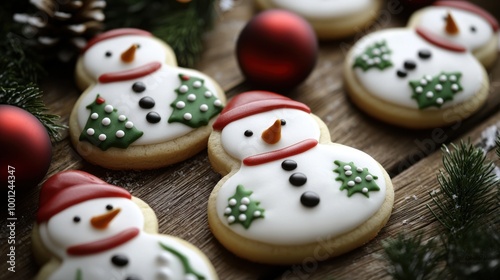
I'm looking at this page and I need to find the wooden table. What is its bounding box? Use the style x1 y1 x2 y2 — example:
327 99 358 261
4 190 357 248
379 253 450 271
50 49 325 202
4 0 500 279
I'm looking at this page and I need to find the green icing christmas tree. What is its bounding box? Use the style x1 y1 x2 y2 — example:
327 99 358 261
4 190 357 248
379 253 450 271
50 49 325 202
79 95 143 150
224 185 265 229
168 74 223 128
334 160 380 198
353 41 393 71
409 72 463 109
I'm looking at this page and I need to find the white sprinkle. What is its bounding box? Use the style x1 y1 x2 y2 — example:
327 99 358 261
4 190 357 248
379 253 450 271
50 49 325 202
179 85 189 93
380 46 388 53
101 117 111 126
366 59 374 65
98 134 106 141
356 167 363 172
238 214 247 221
193 80 202 88
345 170 352 176
224 207 232 214
344 165 351 171
347 181 355 187
253 211 261 217
435 84 443 91
373 57 381 64
115 130 125 138
355 176 362 183
118 115 126 121
200 104 208 112
439 75 447 82
228 198 237 206
436 98 444 104
425 75 433 81
382 54 390 61
361 54 369 61
362 187 368 193
451 84 459 91
214 99 222 107
183 113 192 120
104 105 113 113
204 91 213 98
90 112 99 120
420 79 428 86
416 86 423 93
156 253 171 264
187 94 196 101
241 197 250 205
372 48 381 55
86 128 95 135
176 101 185 109
426 91 434 98
450 75 457 82
125 121 134 129
365 175 373 181
239 205 247 212
157 268 172 280
227 215 235 223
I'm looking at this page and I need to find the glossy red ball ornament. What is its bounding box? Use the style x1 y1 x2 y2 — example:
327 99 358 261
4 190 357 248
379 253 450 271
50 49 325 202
0 105 52 189
236 10 318 91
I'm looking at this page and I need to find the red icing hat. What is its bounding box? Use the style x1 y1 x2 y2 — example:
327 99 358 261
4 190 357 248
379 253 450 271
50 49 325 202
434 0 499 32
82 28 152 53
213 91 311 130
37 170 131 223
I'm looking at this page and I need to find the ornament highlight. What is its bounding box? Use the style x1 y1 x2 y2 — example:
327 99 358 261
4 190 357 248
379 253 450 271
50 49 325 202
236 10 318 91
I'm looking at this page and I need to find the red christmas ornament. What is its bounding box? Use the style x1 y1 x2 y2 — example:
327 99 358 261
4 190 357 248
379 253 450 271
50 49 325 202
236 10 318 91
0 105 52 189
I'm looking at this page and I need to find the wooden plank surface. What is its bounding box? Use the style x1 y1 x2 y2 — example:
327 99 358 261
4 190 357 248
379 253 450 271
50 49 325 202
2 0 499 279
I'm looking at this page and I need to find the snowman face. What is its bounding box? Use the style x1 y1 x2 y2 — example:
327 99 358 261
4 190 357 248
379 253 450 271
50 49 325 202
82 35 169 79
40 197 144 253
271 0 371 19
220 109 321 160
416 7 493 51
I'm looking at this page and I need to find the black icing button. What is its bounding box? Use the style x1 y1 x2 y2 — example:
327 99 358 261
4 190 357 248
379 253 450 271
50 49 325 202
146 111 161 123
403 60 417 70
396 70 407 78
418 49 432 59
300 191 320 207
139 96 155 109
111 254 129 267
281 159 297 171
125 275 141 280
132 82 146 93
289 172 307 186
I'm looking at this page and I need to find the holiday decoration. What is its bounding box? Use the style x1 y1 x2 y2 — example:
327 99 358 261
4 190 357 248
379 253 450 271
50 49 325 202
334 160 380 198
0 105 52 189
168 74 224 128
409 72 463 109
223 185 265 229
236 10 318 91
353 41 393 71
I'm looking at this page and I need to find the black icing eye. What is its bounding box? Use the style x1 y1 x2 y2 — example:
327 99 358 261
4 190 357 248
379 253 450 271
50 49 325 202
106 204 113 211
73 216 81 223
280 119 286 126
418 49 432 59
136 44 141 49
404 60 417 70
244 130 253 137
470 26 477 33
105 51 112 57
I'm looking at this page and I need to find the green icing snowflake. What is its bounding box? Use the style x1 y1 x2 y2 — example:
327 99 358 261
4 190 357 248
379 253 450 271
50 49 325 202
409 72 463 109
224 185 264 229
334 160 380 198
353 41 393 71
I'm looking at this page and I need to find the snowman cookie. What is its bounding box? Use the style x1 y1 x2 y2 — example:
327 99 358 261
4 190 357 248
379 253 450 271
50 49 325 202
206 91 394 264
69 28 226 169
255 0 383 39
407 0 499 69
343 27 489 129
32 170 218 280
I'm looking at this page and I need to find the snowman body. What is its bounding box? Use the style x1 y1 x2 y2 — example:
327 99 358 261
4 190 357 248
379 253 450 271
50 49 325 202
265 0 373 20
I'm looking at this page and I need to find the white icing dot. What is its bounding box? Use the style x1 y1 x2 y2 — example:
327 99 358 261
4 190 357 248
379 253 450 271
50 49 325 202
425 75 433 81
241 197 250 205
183 113 192 120
357 167 363 172
90 112 98 120
157 268 173 280
380 46 388 53
253 210 261 217
176 101 186 109
436 98 444 105
227 215 235 223
238 214 247 221
228 198 237 206
343 165 351 171
382 54 390 61
239 204 247 212
451 84 459 91
420 79 428 86
115 130 125 138
372 48 381 55
365 175 373 181
366 59 374 65
125 121 134 129
101 117 111 126
98 134 106 141
435 84 443 91
156 252 171 264
439 75 447 82
118 115 126 121
104 105 113 113
450 75 457 82
361 54 369 61
193 81 202 88
415 86 423 93
204 91 213 98
426 91 434 98
200 104 209 112
86 128 95 135
214 99 222 107
362 188 369 193
345 170 352 176
373 57 381 64
179 85 189 93
224 207 232 214
184 274 198 280
347 181 355 187
355 176 362 183
187 94 196 101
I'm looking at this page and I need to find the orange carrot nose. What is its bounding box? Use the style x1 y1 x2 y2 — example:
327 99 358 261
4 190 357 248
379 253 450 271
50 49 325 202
262 119 282 144
445 12 459 35
90 208 121 229
121 44 138 63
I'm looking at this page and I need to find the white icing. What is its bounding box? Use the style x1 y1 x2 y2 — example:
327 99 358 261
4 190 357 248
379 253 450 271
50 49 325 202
415 7 494 52
351 29 484 109
216 109 386 245
39 197 215 279
269 0 372 20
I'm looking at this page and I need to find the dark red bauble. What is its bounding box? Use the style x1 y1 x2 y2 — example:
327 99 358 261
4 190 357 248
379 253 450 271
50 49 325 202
236 10 318 91
0 105 52 189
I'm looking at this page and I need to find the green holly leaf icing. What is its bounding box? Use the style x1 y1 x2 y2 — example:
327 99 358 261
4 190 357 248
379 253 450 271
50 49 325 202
224 185 265 229
79 95 143 150
353 40 393 71
168 74 223 128
409 72 463 109
159 242 206 280
334 160 380 198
